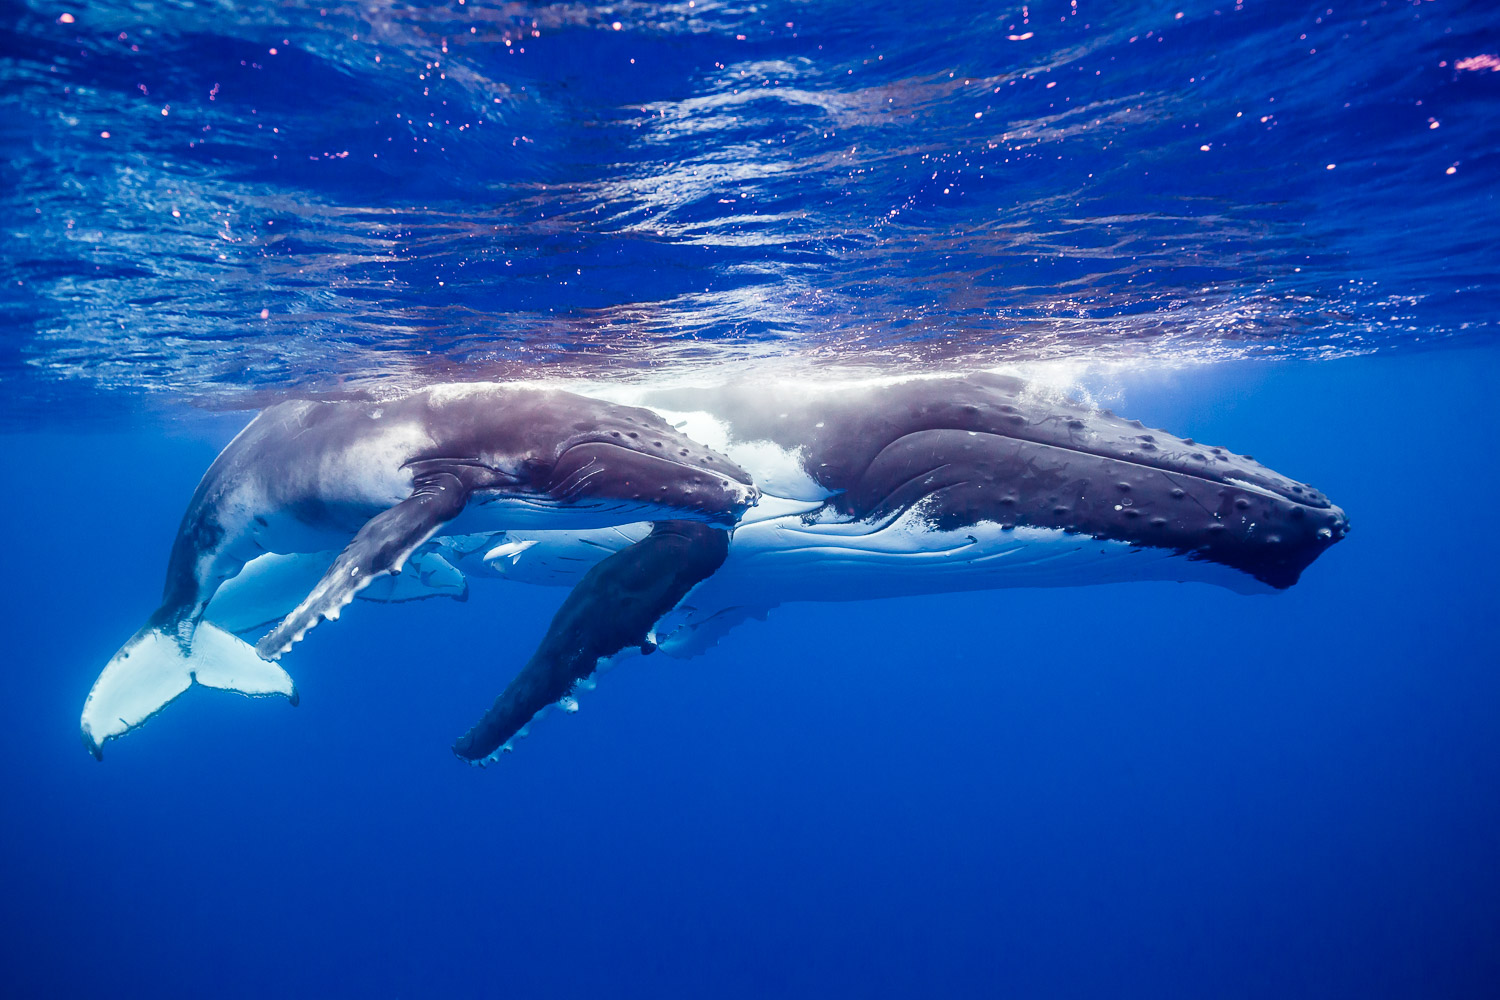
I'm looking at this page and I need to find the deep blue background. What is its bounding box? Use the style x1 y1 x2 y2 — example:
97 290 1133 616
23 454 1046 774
3 348 1498 998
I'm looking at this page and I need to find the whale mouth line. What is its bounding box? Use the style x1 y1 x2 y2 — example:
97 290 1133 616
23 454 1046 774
899 430 1334 511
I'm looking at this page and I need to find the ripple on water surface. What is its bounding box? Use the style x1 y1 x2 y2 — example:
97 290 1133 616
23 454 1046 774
1 1 1497 421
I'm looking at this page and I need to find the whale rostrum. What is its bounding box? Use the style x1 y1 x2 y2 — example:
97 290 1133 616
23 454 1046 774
79 375 1348 762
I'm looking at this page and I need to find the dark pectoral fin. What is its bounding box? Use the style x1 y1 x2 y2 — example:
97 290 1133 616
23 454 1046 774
452 520 730 762
257 473 469 659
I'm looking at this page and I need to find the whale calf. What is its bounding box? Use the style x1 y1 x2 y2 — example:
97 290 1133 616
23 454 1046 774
79 384 755 758
81 375 1348 762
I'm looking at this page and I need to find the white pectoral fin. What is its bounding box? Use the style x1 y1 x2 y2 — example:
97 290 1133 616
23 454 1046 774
80 621 295 759
205 551 333 635
655 604 772 659
257 483 467 660
479 525 650 587
358 550 468 603
482 538 539 565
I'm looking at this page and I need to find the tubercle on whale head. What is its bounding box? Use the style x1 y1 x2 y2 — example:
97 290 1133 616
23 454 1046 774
1102 473 1350 590
1037 411 1353 588
1218 499 1350 590
847 414 1351 591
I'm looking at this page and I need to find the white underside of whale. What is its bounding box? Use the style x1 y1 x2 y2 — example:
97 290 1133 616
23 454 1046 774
201 488 1269 672
487 500 1270 653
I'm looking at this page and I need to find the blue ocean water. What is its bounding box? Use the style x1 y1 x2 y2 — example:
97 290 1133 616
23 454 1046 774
2 1 1498 997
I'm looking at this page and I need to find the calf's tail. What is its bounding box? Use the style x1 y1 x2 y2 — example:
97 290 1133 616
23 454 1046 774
80 619 296 759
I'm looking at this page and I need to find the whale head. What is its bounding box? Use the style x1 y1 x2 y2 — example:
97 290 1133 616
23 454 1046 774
410 386 760 529
537 429 758 524
829 377 1350 591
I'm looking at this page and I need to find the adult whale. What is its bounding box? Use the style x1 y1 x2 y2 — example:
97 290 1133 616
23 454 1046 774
79 384 756 758
449 374 1350 760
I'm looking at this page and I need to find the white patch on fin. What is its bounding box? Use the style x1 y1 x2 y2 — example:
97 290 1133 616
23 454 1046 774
358 551 467 603
81 621 296 757
482 538 538 564
655 604 771 659
478 524 650 587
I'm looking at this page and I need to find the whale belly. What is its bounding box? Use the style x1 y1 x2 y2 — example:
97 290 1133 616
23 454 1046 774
689 503 1276 608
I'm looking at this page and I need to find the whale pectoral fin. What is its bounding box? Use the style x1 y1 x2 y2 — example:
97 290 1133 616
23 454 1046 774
452 520 730 762
357 550 468 603
256 474 470 659
654 604 773 659
205 551 335 636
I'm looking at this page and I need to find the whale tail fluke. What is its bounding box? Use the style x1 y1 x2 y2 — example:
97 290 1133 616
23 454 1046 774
80 620 297 759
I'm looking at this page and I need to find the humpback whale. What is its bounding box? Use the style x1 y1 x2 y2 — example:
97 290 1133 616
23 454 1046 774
79 384 755 758
81 375 1348 763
